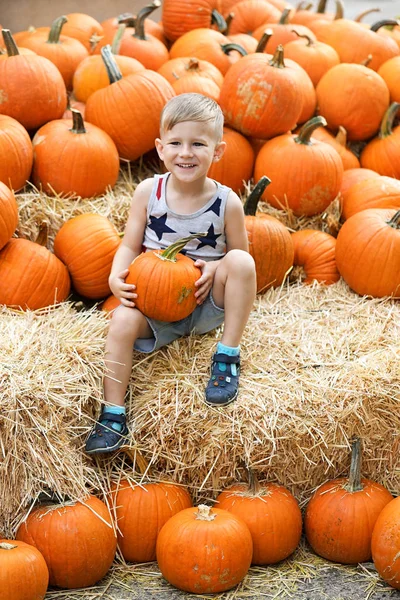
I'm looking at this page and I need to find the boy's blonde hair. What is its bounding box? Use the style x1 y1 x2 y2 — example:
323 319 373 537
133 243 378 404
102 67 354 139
160 93 224 142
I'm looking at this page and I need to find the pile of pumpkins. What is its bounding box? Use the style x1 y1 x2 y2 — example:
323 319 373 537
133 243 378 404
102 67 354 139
2 438 400 597
0 0 400 311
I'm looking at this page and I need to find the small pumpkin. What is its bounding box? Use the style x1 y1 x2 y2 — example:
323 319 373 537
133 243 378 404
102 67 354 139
283 33 340 86
156 504 253 593
372 497 400 590
335 208 400 298
16 495 116 589
291 229 340 285
126 233 205 321
0 181 18 250
360 102 400 179
0 539 49 600
157 56 224 88
61 12 104 52
0 115 33 191
305 437 393 564
110 479 192 562
216 469 302 564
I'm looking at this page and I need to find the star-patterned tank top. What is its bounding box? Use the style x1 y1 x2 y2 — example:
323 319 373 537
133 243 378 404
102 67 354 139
142 172 231 262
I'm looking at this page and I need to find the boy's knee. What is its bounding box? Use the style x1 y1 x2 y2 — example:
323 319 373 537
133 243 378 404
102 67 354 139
225 249 256 276
109 306 142 335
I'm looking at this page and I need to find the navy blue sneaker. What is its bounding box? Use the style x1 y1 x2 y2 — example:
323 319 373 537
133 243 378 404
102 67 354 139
85 411 129 455
205 352 241 407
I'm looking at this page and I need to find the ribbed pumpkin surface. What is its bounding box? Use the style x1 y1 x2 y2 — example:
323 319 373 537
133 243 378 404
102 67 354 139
0 115 33 191
0 182 18 250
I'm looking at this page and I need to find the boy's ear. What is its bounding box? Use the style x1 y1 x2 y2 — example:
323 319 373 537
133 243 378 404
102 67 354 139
155 138 164 160
213 141 226 162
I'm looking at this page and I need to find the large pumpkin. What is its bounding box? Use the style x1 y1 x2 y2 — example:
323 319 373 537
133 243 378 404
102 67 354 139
341 176 400 220
254 116 343 216
291 229 340 285
126 234 204 322
32 109 120 198
310 126 360 171
335 208 400 298
0 236 70 310
216 471 302 565
0 539 49 600
378 56 400 103
208 126 254 194
338 168 379 212
53 213 121 299
110 480 192 562
16 496 116 589
243 177 294 293
162 0 226 42
360 102 400 179
372 497 400 590
283 33 340 86
0 182 18 250
156 504 253 593
305 438 393 564
0 115 33 191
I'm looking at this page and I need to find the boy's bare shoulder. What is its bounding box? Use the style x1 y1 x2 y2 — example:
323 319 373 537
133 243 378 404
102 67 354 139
131 177 156 207
225 189 245 214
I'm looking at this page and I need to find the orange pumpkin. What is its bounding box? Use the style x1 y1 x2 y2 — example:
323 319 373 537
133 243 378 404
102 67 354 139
338 168 379 212
291 229 340 285
61 13 104 52
335 208 400 297
305 438 393 564
0 30 67 131
207 126 255 194
100 294 120 313
216 471 302 565
289 0 343 27
171 72 221 101
53 213 121 299
0 116 33 191
0 539 49 600
243 177 294 292
0 236 70 310
254 116 343 216
360 102 400 179
372 497 400 590
101 11 167 47
316 63 390 141
0 182 18 250
225 0 280 35
126 233 203 321
283 33 340 86
252 7 317 54
32 109 120 199
85 46 175 161
341 176 400 220
110 480 192 562
156 504 253 593
162 0 226 42
378 56 400 102
311 126 360 170
16 496 116 589
158 56 224 87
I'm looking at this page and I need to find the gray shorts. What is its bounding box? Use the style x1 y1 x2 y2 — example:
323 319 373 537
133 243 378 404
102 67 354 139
134 291 224 353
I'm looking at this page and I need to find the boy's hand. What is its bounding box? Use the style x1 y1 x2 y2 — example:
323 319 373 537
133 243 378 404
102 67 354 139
193 260 218 305
109 269 137 308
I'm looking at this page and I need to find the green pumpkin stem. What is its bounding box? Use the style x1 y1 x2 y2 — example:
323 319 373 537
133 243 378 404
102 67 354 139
159 233 207 262
221 42 247 57
111 23 126 54
70 108 86 134
47 15 68 44
389 210 400 229
380 102 400 138
279 7 292 24
224 12 234 34
101 45 123 84
344 437 363 493
370 19 399 32
211 9 227 33
295 116 327 145
354 7 381 22
269 45 286 68
243 177 271 216
256 29 274 53
2 29 20 56
133 0 161 40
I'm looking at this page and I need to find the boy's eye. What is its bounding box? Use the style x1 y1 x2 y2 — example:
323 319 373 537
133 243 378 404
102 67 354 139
170 141 180 145
193 142 205 147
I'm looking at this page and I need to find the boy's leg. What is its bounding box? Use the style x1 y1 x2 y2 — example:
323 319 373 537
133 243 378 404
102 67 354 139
85 306 152 454
205 249 256 406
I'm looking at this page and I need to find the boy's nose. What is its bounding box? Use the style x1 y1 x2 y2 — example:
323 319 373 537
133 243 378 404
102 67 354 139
179 144 193 157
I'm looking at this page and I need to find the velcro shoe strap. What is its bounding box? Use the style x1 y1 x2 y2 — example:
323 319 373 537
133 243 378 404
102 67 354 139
212 352 240 365
100 412 126 424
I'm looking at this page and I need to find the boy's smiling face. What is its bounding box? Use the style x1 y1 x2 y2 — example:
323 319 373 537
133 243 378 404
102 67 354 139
155 120 226 183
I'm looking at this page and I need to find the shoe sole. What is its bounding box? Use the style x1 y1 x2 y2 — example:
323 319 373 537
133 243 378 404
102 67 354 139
204 389 239 407
85 430 128 455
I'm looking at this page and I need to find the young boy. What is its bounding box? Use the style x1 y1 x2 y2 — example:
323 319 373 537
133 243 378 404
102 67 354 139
85 93 256 455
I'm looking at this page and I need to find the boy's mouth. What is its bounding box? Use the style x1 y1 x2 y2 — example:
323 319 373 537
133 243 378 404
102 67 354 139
177 164 196 168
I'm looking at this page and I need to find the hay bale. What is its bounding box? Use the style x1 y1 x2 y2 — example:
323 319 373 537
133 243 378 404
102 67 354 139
1 279 399 538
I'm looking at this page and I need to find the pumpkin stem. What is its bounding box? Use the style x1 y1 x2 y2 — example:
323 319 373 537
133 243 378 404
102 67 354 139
296 1 313 11
224 12 234 34
344 437 363 493
111 23 126 54
370 19 399 32
1 29 20 56
220 42 247 57
243 177 271 216
255 29 274 53
159 232 207 262
0 542 17 550
361 54 373 67
47 15 68 44
379 102 400 139
389 210 400 229
316 0 328 13
133 0 161 40
295 116 327 145
335 126 347 147
117 12 136 25
334 0 344 20
291 30 314 46
187 58 200 72
70 108 86 134
211 9 228 33
354 7 381 22
246 467 261 495
279 7 292 24
101 45 123 84
269 44 286 68
35 223 49 247
196 505 217 521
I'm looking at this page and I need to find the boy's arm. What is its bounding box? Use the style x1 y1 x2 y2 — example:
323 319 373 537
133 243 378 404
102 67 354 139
224 190 249 252
109 178 153 306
